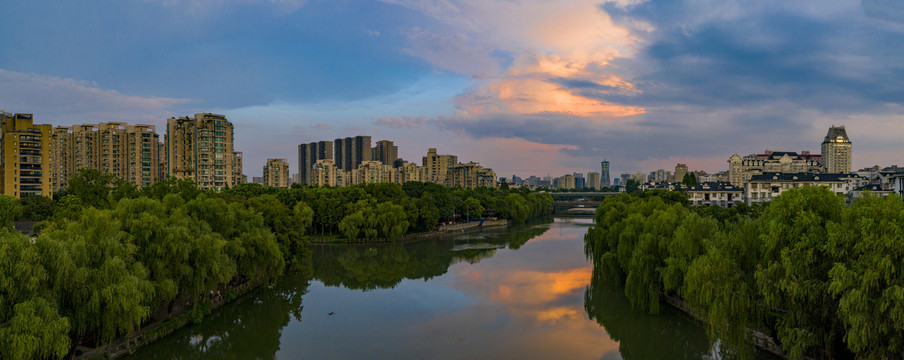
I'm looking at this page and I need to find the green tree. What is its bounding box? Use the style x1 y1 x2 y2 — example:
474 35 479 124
827 194 904 358
66 168 115 208
0 298 70 360
0 195 21 228
754 186 846 359
625 179 641 193
463 197 485 220
338 211 365 240
17 195 54 221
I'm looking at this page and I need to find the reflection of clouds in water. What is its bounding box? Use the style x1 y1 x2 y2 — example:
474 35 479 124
486 267 592 306
863 0 904 24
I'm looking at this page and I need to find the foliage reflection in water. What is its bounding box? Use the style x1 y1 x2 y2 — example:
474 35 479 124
129 218 777 359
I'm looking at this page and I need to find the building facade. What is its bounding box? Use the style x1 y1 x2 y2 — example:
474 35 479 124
728 150 822 186
422 148 458 186
371 140 398 166
745 172 862 204
1 113 53 198
298 141 333 185
448 162 497 189
686 182 744 207
334 136 372 172
165 113 242 190
587 171 601 189
674 163 688 183
600 160 610 186
262 158 290 188
821 126 852 173
52 122 160 191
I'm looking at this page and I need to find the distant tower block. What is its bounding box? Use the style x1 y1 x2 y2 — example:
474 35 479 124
821 126 852 173
600 159 611 186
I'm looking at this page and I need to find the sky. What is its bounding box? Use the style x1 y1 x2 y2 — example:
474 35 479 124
1 0 903 178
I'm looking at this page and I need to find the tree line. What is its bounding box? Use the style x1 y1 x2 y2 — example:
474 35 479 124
584 187 904 359
0 169 553 359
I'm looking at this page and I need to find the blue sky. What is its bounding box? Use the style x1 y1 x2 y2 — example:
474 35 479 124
1 0 902 177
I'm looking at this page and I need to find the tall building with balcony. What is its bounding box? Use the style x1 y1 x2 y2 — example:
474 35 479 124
52 122 161 191
371 140 398 166
422 148 458 186
166 113 242 190
1 113 52 198
263 158 289 188
298 141 333 185
822 126 852 173
334 135 372 172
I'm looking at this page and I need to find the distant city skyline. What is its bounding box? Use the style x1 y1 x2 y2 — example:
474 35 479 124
3 1 903 177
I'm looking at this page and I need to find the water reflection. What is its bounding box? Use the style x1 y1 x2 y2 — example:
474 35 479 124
129 218 774 360
129 273 310 360
311 221 553 290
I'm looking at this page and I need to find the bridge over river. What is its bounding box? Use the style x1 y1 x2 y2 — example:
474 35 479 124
549 192 620 216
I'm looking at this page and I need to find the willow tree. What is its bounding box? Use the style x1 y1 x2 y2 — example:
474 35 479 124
754 186 847 359
828 194 904 358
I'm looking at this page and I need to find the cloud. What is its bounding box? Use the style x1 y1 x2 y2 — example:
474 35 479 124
0 69 191 125
375 115 428 129
388 0 904 174
150 0 308 13
401 28 502 78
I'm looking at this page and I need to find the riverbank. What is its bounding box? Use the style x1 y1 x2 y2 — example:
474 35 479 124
73 280 260 360
308 219 509 244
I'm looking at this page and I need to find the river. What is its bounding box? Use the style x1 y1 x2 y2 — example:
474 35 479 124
128 218 778 359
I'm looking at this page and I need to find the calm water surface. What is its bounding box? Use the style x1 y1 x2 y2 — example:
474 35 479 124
129 218 777 359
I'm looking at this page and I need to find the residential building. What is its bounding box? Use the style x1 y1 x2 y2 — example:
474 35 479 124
371 140 398 166
686 182 744 207
821 126 852 173
587 172 601 189
263 158 290 188
166 113 242 190
631 172 646 184
557 174 575 190
394 161 425 184
422 148 458 186
745 172 863 204
334 135 372 172
728 150 822 186
311 159 346 187
600 160 611 186
674 163 688 183
1 113 52 198
298 141 333 185
448 162 497 189
233 151 245 185
573 172 585 189
52 122 161 190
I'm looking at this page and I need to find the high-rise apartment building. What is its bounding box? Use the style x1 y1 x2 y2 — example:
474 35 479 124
822 126 852 173
422 148 458 186
557 174 575 190
674 163 688 183
334 136 372 172
371 140 398 166
53 122 161 190
233 151 245 185
1 113 53 198
166 113 242 190
262 158 289 188
600 160 611 186
298 141 333 184
572 172 585 189
448 162 497 189
587 172 601 189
